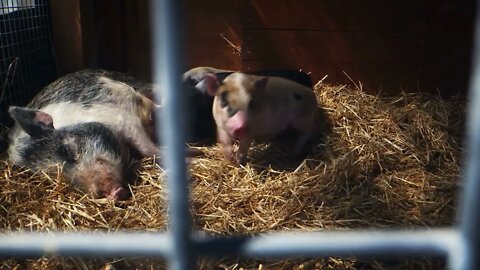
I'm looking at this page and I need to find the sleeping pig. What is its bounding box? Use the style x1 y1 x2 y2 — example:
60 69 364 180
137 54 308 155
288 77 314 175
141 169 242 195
7 69 193 200
8 107 132 200
203 72 319 165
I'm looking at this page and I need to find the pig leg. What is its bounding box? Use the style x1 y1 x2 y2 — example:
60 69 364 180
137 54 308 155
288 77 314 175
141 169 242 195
217 128 235 162
121 120 160 157
236 137 253 165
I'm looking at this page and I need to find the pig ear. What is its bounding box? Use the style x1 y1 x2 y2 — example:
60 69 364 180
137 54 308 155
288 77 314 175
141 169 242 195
255 77 269 91
9 106 55 137
203 73 220 96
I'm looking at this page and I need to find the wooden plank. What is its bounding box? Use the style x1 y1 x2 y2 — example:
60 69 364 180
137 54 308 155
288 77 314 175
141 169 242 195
184 0 242 71
79 0 97 68
184 11 241 39
423 32 473 65
242 29 426 63
91 0 126 72
243 0 427 32
49 0 84 75
123 0 152 81
185 0 243 12
240 0 473 96
84 0 244 80
243 61 468 96
185 37 241 70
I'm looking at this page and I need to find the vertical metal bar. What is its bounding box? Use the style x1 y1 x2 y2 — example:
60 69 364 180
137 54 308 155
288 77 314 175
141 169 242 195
459 1 480 269
150 0 193 269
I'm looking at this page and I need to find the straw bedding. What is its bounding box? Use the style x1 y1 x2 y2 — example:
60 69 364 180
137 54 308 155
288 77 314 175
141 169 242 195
0 82 464 269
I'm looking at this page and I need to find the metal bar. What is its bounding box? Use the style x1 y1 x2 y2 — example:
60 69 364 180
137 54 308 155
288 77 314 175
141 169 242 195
197 230 458 259
459 0 480 269
0 232 170 258
150 0 192 269
0 229 458 259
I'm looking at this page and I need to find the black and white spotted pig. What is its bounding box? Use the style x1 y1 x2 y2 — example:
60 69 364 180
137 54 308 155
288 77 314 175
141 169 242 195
203 72 319 165
8 69 167 200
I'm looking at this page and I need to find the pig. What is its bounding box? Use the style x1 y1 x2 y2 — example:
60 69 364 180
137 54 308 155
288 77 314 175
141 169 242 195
203 72 319 165
8 107 131 200
182 66 313 144
182 67 234 144
24 69 161 157
7 69 196 200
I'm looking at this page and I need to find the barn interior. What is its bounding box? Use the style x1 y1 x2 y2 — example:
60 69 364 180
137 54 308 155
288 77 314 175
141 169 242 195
0 0 474 269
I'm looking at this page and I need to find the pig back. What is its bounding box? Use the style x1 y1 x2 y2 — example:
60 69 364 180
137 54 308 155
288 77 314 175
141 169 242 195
28 69 155 109
264 76 317 118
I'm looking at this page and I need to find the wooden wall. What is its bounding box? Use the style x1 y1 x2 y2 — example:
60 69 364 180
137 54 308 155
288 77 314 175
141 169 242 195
50 0 242 82
242 0 475 94
50 0 475 95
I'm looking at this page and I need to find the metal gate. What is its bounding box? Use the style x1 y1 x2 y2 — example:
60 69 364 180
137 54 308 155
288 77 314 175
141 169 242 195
0 1 478 270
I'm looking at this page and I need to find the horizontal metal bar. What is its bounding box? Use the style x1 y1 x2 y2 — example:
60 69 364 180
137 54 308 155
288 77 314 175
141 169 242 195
197 229 458 259
0 232 171 258
0 229 459 260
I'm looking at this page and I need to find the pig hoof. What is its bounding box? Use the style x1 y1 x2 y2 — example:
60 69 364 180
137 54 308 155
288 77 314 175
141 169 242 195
106 187 129 201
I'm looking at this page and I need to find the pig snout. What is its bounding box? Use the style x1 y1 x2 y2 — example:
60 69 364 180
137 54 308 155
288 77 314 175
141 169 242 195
72 158 130 200
226 110 249 139
106 186 128 200
93 172 129 201
94 169 129 201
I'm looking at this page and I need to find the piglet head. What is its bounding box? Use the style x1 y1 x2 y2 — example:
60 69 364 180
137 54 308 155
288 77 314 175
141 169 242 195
205 73 269 139
61 123 132 201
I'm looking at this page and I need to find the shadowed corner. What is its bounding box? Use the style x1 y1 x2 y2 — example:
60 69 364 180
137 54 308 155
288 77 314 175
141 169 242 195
0 122 9 158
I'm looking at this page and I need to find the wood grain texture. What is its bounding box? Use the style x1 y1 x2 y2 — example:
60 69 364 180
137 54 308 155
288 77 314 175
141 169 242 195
50 0 84 75
243 0 427 32
245 61 468 94
184 0 242 71
51 0 473 95
241 0 474 95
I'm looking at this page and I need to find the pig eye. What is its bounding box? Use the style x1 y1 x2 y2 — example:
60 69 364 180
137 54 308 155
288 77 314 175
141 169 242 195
220 92 229 108
227 107 237 118
95 157 109 166
58 145 76 164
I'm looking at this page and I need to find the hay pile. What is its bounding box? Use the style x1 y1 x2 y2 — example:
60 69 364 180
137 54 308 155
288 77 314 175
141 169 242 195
0 82 464 269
